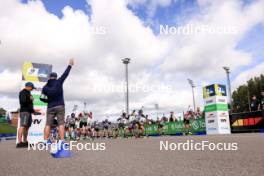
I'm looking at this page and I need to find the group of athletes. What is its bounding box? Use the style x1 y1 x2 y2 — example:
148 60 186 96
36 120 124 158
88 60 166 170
52 109 148 141
49 108 201 141
115 109 147 138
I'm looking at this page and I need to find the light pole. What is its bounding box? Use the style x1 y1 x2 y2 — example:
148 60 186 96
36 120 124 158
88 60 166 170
83 102 87 113
155 103 159 119
187 78 196 111
122 58 131 116
72 104 78 114
223 66 232 110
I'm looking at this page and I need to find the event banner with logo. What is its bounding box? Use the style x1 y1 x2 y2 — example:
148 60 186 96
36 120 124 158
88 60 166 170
17 62 52 144
145 118 206 135
119 118 206 136
203 84 231 134
230 111 264 133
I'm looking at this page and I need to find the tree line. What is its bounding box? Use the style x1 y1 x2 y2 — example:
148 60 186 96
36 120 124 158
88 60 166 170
232 74 264 113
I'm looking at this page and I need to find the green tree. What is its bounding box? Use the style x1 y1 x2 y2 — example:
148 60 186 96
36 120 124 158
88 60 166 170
0 107 7 117
232 74 264 113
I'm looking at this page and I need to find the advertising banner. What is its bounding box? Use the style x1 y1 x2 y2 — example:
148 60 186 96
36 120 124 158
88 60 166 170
204 96 228 106
120 118 206 136
204 104 228 112
17 62 52 144
149 118 205 135
230 111 264 133
203 84 227 99
203 84 231 134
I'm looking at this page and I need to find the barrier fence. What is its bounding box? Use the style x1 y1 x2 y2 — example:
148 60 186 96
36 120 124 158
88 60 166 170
2 110 264 141
119 110 264 136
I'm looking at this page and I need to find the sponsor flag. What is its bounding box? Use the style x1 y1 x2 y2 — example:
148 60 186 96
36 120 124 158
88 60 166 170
17 61 52 144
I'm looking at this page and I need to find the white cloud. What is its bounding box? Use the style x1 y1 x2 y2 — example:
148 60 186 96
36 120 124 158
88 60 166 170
0 0 263 120
0 96 19 112
232 62 264 89
0 0 166 119
0 69 20 94
160 0 264 79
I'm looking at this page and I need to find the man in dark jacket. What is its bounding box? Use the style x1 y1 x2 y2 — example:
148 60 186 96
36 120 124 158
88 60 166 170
250 95 259 111
17 82 36 148
259 90 264 111
40 59 74 144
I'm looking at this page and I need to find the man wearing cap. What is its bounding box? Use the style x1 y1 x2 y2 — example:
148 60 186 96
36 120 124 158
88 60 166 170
17 82 36 148
40 59 74 146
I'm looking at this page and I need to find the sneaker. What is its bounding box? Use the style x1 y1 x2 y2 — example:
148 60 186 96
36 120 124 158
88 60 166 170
22 141 29 147
16 142 26 148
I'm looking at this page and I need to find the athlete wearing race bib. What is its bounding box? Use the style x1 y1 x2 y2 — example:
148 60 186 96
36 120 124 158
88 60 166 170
102 119 111 138
92 121 100 138
75 116 81 140
79 112 88 139
80 113 88 128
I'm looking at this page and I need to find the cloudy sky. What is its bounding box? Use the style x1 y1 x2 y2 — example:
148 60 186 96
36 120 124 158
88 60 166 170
0 0 264 120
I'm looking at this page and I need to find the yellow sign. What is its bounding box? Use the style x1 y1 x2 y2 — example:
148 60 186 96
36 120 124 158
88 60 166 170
22 61 52 82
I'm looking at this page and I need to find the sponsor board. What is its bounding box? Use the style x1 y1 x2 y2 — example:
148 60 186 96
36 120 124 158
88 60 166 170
120 118 206 136
17 62 52 144
205 112 217 119
205 112 218 134
203 85 231 134
203 84 227 99
218 111 229 118
205 111 231 134
204 96 228 105
217 111 231 134
25 106 47 142
206 127 218 134
204 104 228 112
220 119 227 123
208 119 215 124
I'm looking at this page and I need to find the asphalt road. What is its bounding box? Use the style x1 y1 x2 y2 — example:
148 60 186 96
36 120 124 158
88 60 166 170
0 133 264 176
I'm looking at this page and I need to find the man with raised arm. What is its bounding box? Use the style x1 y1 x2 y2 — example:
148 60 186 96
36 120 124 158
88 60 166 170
40 59 74 147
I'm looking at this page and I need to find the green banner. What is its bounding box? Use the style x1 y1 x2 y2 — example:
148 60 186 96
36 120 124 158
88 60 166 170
145 118 206 135
204 104 228 112
32 94 47 106
119 118 206 136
